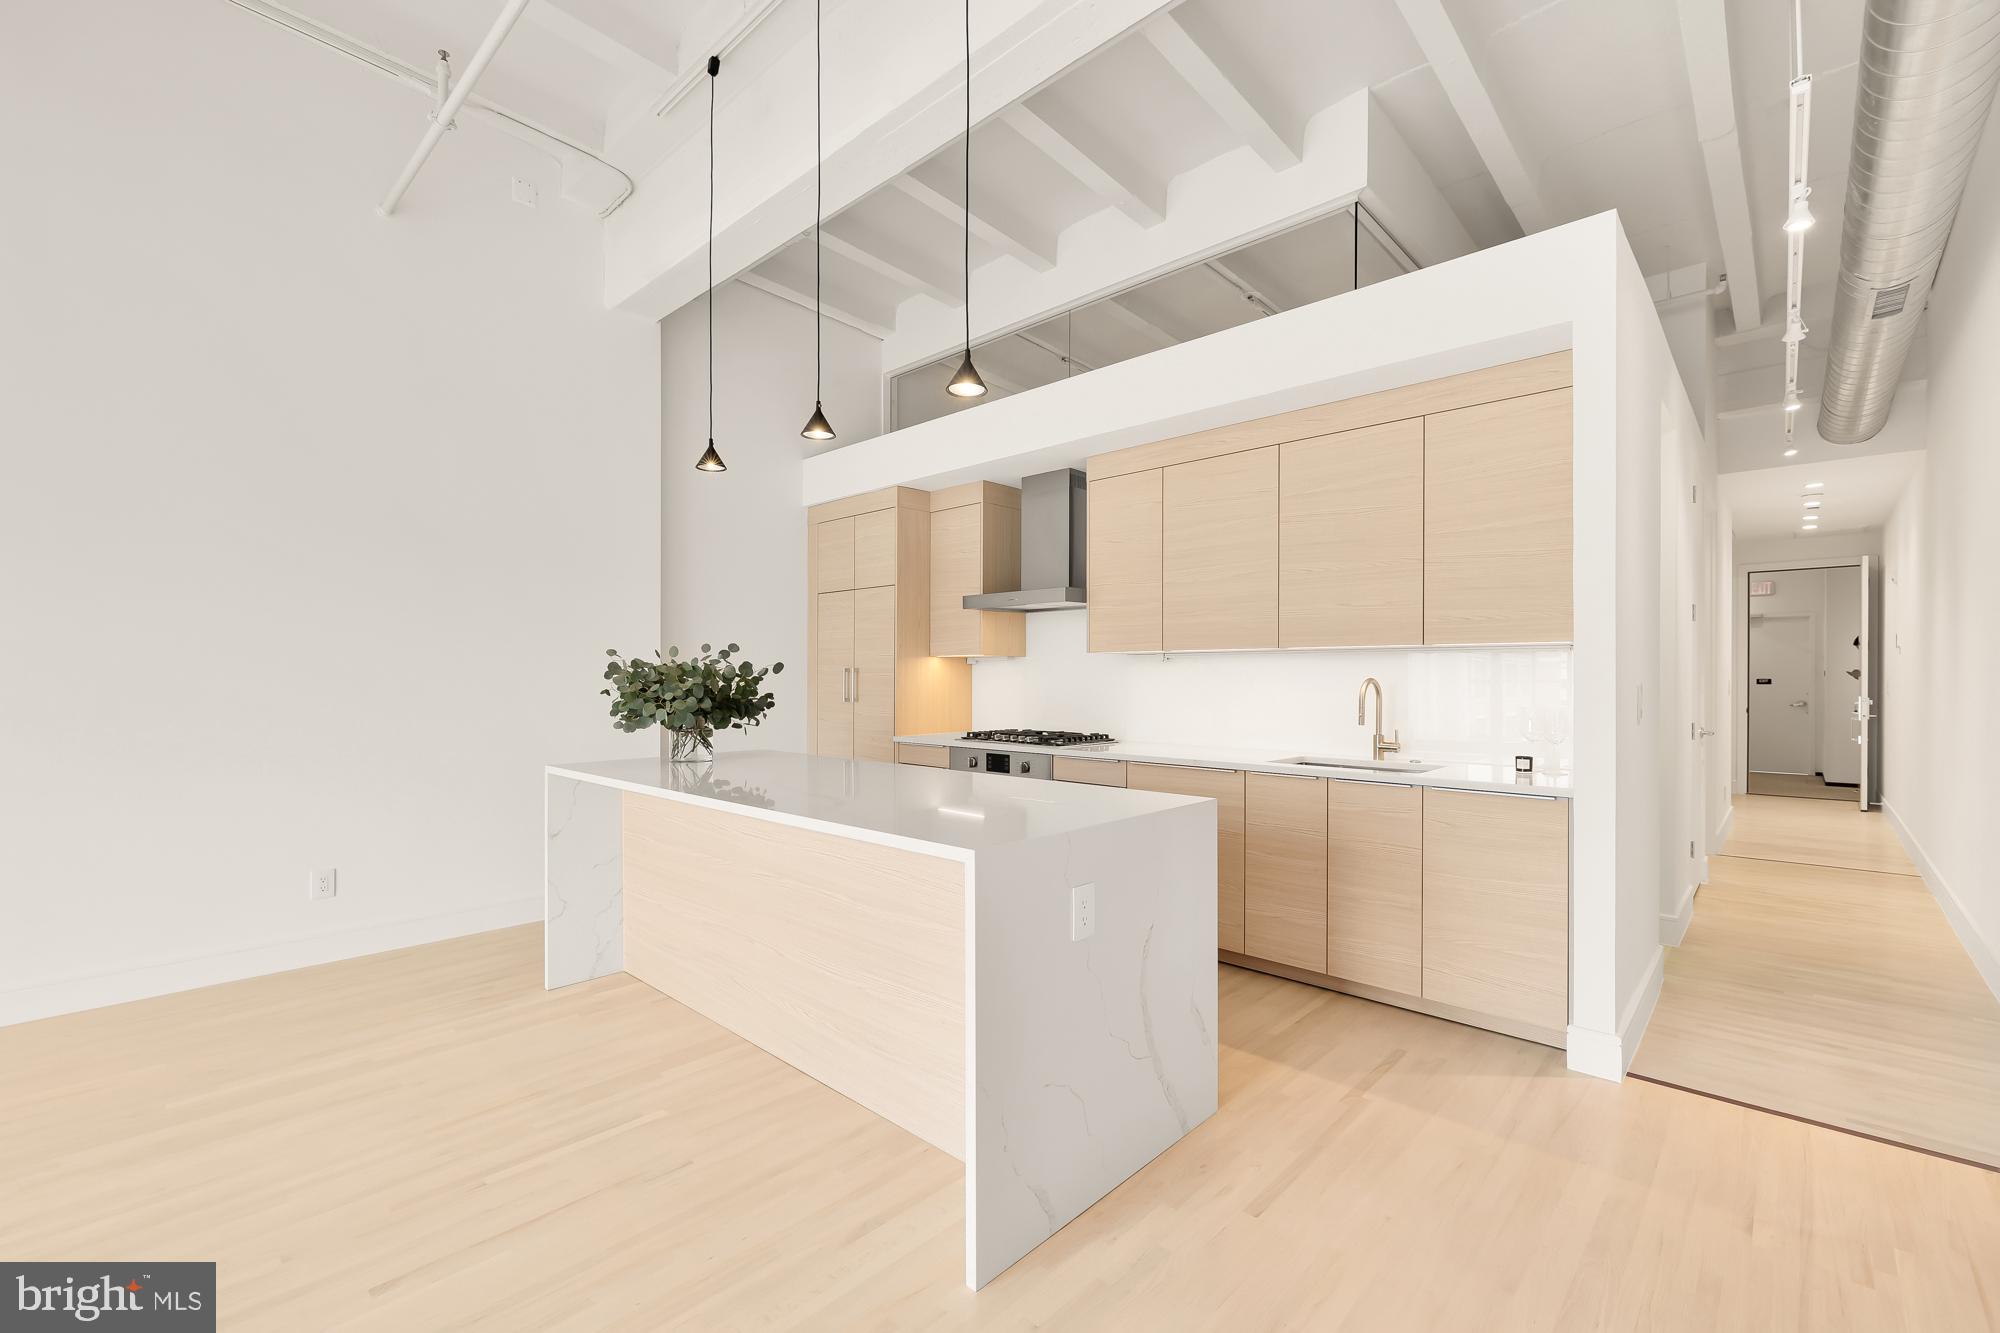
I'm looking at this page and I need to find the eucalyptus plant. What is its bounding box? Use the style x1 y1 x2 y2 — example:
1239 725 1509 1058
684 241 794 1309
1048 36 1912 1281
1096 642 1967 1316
601 643 783 759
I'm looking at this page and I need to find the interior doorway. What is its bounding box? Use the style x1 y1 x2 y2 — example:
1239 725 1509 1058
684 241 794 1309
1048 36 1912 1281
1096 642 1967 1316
1742 564 1867 805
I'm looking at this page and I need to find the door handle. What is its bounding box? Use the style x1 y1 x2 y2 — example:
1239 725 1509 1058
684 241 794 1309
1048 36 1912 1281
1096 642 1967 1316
1788 700 1808 709
843 667 851 704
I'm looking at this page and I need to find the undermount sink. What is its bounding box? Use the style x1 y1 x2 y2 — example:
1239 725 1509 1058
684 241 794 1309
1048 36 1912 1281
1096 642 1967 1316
1269 756 1445 775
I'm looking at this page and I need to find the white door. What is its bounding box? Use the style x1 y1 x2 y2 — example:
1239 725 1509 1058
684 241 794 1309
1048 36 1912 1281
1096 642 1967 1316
1748 614 1816 775
1857 556 1874 809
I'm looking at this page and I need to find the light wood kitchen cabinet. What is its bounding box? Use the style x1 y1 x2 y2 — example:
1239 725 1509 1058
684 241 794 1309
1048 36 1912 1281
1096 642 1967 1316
815 590 855 756
1087 470 1163 653
1279 419 1423 647
1244 772 1327 971
1421 789 1569 1031
1325 781 1423 995
896 743 947 767
807 487 971 758
1423 387 1574 644
929 486 1026 658
853 509 898 588
1129 764 1246 953
1052 756 1127 786
816 517 855 593
1164 447 1278 650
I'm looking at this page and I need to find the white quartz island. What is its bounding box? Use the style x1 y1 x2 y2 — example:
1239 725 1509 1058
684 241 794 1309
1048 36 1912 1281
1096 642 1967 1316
543 751 1219 1289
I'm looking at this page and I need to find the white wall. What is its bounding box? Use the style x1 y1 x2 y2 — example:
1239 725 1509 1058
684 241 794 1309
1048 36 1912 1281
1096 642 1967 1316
971 614 1574 769
0 2 660 1024
1734 529 1883 564
1879 97 2000 1001
660 282 883 753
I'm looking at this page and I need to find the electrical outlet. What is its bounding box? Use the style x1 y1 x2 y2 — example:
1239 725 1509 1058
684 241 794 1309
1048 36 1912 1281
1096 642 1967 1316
1070 882 1096 942
309 868 337 901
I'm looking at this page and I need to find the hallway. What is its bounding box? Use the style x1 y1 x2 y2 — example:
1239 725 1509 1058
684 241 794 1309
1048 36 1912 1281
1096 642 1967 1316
1632 795 2000 1169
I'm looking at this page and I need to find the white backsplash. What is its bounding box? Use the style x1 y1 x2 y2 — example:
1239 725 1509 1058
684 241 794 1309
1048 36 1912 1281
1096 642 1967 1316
969 610 1574 770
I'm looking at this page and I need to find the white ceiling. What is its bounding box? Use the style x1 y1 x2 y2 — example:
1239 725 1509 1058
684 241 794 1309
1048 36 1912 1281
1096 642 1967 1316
1719 450 1923 540
254 0 1911 427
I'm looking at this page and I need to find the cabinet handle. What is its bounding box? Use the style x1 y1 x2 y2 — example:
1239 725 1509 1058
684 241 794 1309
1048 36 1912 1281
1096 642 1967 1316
851 668 859 702
843 667 851 703
1451 787 1561 800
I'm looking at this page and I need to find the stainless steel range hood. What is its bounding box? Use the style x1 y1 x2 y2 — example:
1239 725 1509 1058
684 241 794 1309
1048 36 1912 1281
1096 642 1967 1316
963 468 1087 611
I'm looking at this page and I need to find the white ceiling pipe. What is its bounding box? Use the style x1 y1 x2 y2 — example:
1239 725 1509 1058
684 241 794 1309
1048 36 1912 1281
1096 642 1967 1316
378 0 534 216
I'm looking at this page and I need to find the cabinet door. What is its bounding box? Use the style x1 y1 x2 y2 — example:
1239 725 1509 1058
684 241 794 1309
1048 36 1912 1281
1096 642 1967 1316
1244 772 1326 970
814 591 854 756
929 504 981 657
816 518 856 594
1052 757 1128 787
853 586 896 763
853 508 898 588
1280 420 1422 647
1087 471 1163 652
1423 388 1573 644
1164 448 1278 650
1129 764 1247 954
1326 781 1423 995
1421 789 1569 1029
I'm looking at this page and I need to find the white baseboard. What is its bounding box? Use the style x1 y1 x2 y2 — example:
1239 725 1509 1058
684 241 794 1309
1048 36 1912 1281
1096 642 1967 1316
1567 946 1666 1082
1712 803 1734 852
0 897 542 1028
1882 802 2000 1005
1659 878 1697 947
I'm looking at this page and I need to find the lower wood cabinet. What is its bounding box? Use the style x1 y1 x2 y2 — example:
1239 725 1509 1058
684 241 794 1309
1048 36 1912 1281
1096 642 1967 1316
1129 764 1246 954
1244 772 1327 971
896 743 947 767
1325 781 1423 995
814 587 895 761
1420 789 1570 1030
1052 756 1127 786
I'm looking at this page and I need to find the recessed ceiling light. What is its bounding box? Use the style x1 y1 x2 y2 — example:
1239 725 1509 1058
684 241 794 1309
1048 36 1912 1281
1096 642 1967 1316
1802 522 1819 529
1804 501 1821 509
1805 481 1824 489
1784 448 1800 457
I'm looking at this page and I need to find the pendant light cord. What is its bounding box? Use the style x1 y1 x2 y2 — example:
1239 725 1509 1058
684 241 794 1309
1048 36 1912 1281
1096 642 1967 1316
962 0 972 355
708 60 716 445
814 0 823 401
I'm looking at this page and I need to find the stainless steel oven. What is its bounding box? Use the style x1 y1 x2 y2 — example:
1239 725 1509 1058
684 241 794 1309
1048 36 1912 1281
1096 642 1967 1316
946 747 1051 780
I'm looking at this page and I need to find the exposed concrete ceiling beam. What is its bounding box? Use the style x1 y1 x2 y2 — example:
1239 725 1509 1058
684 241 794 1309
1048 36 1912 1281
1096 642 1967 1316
1001 103 1165 227
1390 0 1556 234
889 175 1057 273
524 0 672 85
1142 14 1298 171
817 228 963 308
735 272 893 342
1674 0 1762 336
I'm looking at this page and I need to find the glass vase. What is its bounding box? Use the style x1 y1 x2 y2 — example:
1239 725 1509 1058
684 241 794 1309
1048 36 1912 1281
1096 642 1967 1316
667 729 712 762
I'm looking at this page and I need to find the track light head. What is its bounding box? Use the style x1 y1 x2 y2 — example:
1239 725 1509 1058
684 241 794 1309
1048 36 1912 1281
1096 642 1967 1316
1783 187 1815 233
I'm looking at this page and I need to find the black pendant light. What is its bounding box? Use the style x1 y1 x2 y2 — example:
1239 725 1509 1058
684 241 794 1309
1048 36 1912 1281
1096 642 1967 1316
946 0 986 399
800 0 836 441
696 55 728 473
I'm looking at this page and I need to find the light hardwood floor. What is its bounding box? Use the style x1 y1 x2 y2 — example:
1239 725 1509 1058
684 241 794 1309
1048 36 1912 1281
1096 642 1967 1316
4 926 1998 1330
1634 795 2000 1169
1747 771 1858 801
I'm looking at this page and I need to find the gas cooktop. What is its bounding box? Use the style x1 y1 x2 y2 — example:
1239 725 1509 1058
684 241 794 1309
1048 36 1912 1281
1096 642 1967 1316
960 729 1116 748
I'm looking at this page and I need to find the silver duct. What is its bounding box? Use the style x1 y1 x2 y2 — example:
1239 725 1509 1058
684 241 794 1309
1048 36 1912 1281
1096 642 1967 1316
1818 0 2000 443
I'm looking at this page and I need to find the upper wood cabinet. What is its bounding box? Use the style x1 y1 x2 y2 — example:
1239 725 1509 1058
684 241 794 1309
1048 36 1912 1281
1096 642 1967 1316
1129 764 1247 954
1279 419 1423 647
929 485 1026 658
1421 789 1569 1031
1423 387 1574 644
1164 447 1278 650
1244 772 1327 972
807 488 971 759
1325 781 1423 995
1087 470 1163 653
816 518 855 593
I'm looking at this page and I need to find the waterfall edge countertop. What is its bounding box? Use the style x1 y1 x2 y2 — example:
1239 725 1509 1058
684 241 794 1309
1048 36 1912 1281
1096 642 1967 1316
547 751 1214 860
895 734 1574 796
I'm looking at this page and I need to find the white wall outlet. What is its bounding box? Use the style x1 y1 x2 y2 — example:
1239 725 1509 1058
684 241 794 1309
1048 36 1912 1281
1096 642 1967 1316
309 868 337 901
1070 882 1096 942
511 176 538 207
